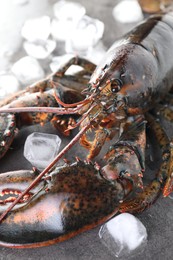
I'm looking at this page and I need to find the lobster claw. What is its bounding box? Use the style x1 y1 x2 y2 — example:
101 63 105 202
0 161 124 248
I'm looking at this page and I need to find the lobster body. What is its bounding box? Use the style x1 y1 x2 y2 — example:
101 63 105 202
0 12 173 248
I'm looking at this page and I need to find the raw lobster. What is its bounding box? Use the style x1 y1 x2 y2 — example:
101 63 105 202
0 12 173 248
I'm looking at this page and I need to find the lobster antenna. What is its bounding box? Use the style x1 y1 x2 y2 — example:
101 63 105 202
0 122 92 223
0 106 80 114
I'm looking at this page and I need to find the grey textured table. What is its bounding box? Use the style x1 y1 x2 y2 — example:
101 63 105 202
0 0 173 259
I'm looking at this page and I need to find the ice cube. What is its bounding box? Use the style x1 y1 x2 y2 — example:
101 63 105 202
13 0 29 5
21 16 51 42
65 15 104 56
86 42 106 65
11 56 45 85
0 72 20 99
23 39 56 59
113 0 143 24
24 132 62 169
51 1 85 42
51 18 74 41
99 213 147 257
53 0 86 23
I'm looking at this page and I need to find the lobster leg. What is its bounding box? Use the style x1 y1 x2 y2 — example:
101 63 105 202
120 113 171 213
163 141 173 196
157 105 173 123
51 77 86 136
0 78 51 154
154 98 173 196
154 93 173 122
160 106 173 122
0 77 50 108
0 56 95 110
86 129 111 159
0 89 59 159
51 56 96 106
160 93 173 106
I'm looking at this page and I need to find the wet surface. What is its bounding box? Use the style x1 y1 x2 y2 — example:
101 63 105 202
0 0 173 259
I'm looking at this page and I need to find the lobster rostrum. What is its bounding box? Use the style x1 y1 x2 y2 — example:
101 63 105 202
0 12 173 248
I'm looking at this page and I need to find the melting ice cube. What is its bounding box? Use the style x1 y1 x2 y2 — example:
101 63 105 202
0 72 20 99
53 0 86 23
51 18 74 41
65 15 104 55
13 0 29 5
113 0 143 24
23 39 56 59
86 42 106 65
12 56 45 85
51 1 86 42
21 16 51 42
24 132 62 169
99 213 147 257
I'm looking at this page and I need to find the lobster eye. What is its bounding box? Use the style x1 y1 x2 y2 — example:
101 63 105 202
111 79 123 93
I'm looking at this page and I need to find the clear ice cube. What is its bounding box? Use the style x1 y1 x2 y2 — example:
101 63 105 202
0 72 20 99
99 213 147 258
65 15 104 56
21 16 51 42
13 0 29 5
23 39 56 59
24 132 62 169
51 1 85 42
53 0 86 23
11 56 45 85
113 0 143 24
86 42 106 65
51 18 74 41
